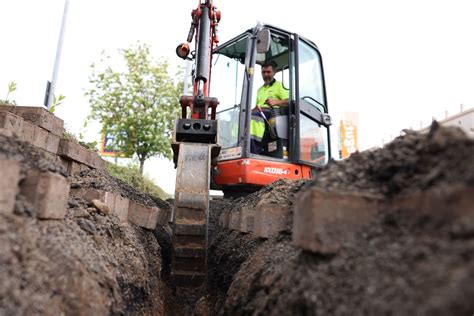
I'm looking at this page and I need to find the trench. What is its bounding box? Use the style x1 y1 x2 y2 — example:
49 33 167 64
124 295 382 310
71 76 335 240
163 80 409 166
1 122 473 315
157 123 474 315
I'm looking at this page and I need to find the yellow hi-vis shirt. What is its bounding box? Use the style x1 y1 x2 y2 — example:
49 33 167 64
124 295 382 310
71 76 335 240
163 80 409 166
256 79 289 108
251 79 289 141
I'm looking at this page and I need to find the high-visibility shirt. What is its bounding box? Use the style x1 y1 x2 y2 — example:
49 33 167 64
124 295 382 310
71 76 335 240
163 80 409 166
250 79 289 143
256 79 289 108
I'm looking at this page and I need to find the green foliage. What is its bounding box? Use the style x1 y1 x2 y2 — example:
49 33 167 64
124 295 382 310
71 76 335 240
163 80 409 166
85 43 183 174
63 129 98 151
50 94 65 113
0 81 17 105
79 140 99 151
107 162 170 200
7 82 16 96
63 129 76 140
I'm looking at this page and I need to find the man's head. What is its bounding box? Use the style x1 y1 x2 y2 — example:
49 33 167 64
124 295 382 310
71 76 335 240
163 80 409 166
261 61 277 84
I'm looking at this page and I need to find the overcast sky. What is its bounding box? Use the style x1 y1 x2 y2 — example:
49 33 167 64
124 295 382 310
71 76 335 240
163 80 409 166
1 0 473 194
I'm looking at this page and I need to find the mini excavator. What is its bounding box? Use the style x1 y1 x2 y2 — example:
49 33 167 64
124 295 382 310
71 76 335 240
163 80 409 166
171 0 332 286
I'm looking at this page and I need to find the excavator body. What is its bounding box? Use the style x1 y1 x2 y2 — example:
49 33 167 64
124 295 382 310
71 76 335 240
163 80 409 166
171 1 331 287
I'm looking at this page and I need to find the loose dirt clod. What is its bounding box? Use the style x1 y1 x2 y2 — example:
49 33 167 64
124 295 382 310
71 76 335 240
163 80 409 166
91 199 110 215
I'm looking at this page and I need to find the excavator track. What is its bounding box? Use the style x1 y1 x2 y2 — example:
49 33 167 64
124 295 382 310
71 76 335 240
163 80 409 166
171 143 212 287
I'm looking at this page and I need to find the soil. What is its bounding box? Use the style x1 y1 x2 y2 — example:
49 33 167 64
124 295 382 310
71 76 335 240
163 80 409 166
0 134 169 315
2 123 474 315
217 206 474 315
0 134 66 175
207 124 474 315
71 169 170 210
309 122 474 196
0 197 165 315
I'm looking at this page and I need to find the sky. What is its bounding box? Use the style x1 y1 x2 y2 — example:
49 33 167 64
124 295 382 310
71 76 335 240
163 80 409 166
1 0 473 194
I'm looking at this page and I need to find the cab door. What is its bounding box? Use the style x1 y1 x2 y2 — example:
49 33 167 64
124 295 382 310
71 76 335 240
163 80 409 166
293 35 332 167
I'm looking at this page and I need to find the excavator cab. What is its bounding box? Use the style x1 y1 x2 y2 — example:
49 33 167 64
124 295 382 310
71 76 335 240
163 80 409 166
210 24 332 195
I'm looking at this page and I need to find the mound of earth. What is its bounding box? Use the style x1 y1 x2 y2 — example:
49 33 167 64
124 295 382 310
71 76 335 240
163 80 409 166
0 206 164 315
207 124 474 315
310 122 474 196
0 135 170 315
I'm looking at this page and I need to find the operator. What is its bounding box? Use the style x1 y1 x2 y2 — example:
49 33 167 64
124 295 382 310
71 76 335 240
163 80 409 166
250 60 289 154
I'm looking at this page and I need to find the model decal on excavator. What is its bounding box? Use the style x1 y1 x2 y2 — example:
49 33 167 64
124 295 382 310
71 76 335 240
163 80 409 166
263 167 291 175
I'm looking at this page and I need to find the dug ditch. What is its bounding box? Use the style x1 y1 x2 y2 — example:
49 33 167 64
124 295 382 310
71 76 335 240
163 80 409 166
1 122 473 315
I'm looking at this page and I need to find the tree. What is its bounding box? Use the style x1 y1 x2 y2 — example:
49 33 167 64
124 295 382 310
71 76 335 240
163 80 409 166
85 43 183 174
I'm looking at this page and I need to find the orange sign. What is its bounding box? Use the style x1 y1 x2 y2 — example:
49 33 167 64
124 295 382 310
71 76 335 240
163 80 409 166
339 112 359 159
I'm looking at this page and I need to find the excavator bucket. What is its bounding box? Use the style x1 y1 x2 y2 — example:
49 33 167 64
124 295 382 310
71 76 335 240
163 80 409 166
171 143 212 286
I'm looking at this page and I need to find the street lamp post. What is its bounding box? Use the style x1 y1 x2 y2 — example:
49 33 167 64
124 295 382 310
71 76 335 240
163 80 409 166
46 0 70 110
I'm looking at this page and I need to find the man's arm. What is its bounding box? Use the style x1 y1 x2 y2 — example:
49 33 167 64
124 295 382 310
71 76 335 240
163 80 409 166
265 98 288 107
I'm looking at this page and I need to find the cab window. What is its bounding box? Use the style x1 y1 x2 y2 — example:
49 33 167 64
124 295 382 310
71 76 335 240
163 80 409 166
212 36 247 148
299 113 327 164
297 39 328 165
250 32 291 159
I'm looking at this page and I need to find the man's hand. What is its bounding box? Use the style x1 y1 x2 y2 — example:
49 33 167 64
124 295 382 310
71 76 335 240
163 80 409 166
265 98 278 107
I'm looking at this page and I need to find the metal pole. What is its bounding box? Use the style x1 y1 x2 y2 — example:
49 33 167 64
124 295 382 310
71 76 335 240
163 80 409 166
47 0 70 110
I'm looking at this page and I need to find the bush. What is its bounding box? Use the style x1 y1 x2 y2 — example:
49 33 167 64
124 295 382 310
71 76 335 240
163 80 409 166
107 163 170 200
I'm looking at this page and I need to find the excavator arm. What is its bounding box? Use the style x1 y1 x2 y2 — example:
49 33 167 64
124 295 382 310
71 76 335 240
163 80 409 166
170 0 221 287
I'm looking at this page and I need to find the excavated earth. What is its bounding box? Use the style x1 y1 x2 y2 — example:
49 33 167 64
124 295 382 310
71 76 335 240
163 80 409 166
1 122 474 315
205 123 474 315
0 135 170 315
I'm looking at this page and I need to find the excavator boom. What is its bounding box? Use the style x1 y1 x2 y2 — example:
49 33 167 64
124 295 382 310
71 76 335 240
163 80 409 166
171 0 221 287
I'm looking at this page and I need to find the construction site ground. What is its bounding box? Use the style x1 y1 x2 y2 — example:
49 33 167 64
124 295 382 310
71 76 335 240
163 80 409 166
1 121 473 315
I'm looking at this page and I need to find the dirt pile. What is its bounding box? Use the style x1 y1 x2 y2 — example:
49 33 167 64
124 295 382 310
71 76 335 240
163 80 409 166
311 122 474 196
226 179 306 214
208 124 474 315
0 205 164 314
0 135 169 315
219 209 474 315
